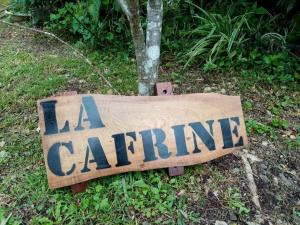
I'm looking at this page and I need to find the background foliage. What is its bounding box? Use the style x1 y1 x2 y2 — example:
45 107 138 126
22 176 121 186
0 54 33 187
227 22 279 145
10 1 299 70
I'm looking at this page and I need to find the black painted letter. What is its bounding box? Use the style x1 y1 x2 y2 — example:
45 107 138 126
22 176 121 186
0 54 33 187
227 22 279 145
81 137 111 173
171 124 189 156
112 132 136 167
75 96 105 131
188 120 215 152
140 129 171 162
218 117 244 149
40 100 70 135
47 141 75 176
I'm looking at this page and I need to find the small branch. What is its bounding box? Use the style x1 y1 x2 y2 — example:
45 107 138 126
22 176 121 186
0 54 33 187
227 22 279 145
237 150 262 210
117 0 132 19
0 20 120 95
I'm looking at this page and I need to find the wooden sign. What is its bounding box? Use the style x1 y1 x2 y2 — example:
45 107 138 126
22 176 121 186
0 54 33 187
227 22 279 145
37 94 248 189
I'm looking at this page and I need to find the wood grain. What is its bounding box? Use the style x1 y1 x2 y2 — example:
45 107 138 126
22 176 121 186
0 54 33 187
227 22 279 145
37 93 248 189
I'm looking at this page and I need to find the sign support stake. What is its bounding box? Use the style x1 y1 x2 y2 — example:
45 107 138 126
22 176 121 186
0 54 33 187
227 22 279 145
71 181 88 194
155 82 185 177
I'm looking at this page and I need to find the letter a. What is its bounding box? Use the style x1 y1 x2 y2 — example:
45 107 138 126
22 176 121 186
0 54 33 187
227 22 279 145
75 96 105 131
81 137 111 173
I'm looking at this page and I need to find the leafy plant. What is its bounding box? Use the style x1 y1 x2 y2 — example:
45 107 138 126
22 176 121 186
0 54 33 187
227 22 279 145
246 119 271 135
261 32 287 51
271 118 289 129
47 0 130 47
161 0 199 52
284 136 300 150
181 0 277 68
183 4 252 68
181 1 294 71
0 150 9 166
31 217 53 225
9 0 30 13
244 100 253 111
240 50 300 86
224 188 250 215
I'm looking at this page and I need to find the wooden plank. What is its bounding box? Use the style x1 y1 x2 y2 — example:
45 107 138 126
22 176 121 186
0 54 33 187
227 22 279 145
37 93 248 189
155 82 185 176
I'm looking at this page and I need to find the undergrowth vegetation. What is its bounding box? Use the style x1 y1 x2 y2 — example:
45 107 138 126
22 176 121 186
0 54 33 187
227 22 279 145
9 1 299 77
182 1 287 68
39 0 300 85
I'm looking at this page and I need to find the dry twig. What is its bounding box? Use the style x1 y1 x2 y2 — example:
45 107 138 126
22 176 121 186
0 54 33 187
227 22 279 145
236 150 262 210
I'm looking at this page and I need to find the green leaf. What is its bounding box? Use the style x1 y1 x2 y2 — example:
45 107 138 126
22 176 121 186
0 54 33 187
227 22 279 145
102 0 110 6
88 0 101 21
133 180 148 189
105 32 114 41
254 7 269 15
99 198 110 211
71 20 80 33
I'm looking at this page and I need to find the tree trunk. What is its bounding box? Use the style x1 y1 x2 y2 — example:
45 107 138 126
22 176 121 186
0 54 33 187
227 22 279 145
117 0 163 96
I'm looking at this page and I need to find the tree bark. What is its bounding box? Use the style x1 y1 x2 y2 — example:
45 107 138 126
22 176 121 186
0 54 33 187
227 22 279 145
144 0 163 95
117 0 163 96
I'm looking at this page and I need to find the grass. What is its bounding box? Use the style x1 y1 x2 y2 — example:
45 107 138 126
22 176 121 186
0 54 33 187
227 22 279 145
0 23 299 225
